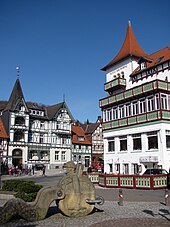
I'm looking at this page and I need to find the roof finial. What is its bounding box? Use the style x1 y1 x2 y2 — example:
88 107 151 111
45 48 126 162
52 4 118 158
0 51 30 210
16 66 20 78
128 20 131 26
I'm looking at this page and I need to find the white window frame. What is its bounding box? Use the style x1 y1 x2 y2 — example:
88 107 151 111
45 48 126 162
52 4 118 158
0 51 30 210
119 105 124 118
139 98 146 114
125 103 131 117
55 151 60 161
132 100 138 115
147 96 154 112
113 107 118 120
161 94 168 110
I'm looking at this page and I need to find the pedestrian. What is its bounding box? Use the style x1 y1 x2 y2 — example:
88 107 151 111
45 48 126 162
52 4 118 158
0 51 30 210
32 165 35 175
42 166 46 176
28 166 32 176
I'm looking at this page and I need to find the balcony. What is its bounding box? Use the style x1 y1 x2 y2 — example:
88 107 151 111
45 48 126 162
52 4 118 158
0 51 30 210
104 77 126 92
100 79 170 108
102 109 170 131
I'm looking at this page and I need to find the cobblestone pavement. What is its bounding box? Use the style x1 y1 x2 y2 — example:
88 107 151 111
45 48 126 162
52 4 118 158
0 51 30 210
0 201 170 227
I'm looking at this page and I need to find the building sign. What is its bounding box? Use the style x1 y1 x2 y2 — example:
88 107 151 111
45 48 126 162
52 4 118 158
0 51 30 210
139 156 158 163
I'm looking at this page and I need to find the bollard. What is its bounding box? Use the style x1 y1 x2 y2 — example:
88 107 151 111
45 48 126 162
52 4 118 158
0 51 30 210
118 189 123 206
165 189 169 206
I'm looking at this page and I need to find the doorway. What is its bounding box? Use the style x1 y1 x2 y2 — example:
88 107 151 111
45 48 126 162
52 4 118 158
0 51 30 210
12 149 22 167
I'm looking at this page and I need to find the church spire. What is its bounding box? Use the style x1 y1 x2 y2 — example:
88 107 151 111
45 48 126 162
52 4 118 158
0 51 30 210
101 21 149 71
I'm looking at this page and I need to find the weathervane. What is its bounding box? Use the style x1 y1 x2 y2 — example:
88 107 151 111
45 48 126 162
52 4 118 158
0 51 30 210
16 66 20 78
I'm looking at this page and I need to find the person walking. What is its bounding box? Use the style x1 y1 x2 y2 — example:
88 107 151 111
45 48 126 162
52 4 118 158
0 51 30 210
42 166 46 176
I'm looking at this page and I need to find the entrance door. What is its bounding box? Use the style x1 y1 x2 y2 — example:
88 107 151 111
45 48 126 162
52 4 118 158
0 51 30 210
12 149 22 167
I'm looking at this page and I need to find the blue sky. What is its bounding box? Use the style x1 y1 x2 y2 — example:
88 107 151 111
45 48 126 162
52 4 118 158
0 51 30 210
0 0 170 123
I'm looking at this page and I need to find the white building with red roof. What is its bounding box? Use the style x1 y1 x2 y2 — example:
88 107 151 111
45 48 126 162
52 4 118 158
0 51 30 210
100 21 170 174
71 125 91 168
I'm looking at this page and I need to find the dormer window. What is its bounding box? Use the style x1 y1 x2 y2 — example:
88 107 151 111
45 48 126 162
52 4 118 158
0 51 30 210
78 136 84 141
19 104 25 111
141 62 146 69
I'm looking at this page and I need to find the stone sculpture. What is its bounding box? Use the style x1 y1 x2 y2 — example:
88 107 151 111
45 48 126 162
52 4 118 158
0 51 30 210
0 161 104 224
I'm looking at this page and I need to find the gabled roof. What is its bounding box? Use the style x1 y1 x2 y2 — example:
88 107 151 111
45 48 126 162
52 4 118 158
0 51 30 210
4 79 28 112
0 101 8 111
0 118 9 139
131 46 170 76
81 122 100 134
46 102 74 120
72 125 91 145
101 21 150 71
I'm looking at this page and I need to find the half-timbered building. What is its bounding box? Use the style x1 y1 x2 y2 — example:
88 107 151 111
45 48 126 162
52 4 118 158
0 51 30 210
0 78 74 170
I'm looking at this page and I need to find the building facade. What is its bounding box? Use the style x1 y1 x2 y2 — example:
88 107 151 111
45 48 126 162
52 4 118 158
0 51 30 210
0 118 9 174
0 79 74 169
99 21 170 174
81 117 104 166
71 125 92 168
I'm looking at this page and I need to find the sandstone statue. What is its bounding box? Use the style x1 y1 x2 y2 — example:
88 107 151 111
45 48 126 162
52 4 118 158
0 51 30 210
0 161 104 224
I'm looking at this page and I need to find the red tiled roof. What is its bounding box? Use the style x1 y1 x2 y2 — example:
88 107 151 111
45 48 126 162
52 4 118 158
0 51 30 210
101 21 150 71
0 118 9 139
131 46 170 75
72 125 91 145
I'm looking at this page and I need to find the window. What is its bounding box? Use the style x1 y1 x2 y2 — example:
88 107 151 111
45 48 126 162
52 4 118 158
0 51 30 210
113 107 118 120
15 116 25 125
73 155 76 161
133 134 141 150
19 104 25 111
103 110 107 122
148 96 154 112
161 94 168 110
61 151 66 161
40 121 44 129
139 98 146 114
132 164 139 174
108 139 115 152
40 134 44 143
55 151 60 161
14 131 24 142
107 108 112 121
120 136 127 151
156 94 160 110
123 163 129 174
141 62 146 69
61 137 67 145
121 72 124 78
147 131 158 150
119 105 124 118
166 131 170 148
115 164 120 174
78 155 81 161
125 103 131 117
78 136 84 141
28 133 33 142
132 100 138 115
